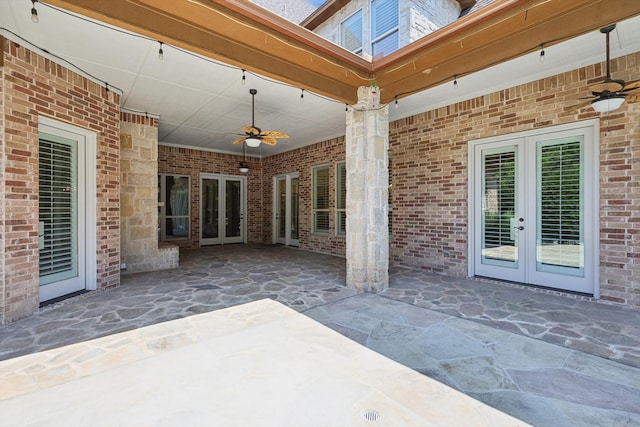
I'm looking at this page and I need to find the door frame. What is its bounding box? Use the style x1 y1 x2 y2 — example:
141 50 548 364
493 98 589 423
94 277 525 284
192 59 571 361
272 172 299 246
199 173 247 246
467 119 600 297
38 116 97 301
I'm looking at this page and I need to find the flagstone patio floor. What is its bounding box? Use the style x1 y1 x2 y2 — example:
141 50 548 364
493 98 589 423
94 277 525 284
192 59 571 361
1 244 639 426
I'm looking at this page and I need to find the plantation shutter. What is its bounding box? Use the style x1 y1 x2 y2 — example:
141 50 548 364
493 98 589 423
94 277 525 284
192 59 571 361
39 136 78 284
313 166 330 232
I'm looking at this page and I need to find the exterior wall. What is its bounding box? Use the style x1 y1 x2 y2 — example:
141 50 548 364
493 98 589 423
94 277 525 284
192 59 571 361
263 137 346 256
389 52 640 306
120 114 178 274
1 40 121 323
404 0 460 44
313 0 459 57
157 145 263 248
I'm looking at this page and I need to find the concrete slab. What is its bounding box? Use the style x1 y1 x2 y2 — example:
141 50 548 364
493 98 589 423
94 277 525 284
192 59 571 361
0 299 527 427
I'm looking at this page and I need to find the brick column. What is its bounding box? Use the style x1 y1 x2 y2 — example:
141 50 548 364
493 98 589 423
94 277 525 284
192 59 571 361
345 85 389 292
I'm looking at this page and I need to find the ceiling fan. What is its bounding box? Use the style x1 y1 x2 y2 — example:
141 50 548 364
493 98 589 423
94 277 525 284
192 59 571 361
572 24 640 113
233 89 289 147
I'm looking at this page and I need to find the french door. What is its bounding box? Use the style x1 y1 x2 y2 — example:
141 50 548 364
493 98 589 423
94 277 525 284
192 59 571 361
274 173 299 246
38 119 96 302
200 174 246 245
470 121 599 295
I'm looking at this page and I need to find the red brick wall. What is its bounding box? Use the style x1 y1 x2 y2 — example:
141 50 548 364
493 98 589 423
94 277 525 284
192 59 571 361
157 145 263 248
390 52 640 306
263 137 346 256
1 40 121 323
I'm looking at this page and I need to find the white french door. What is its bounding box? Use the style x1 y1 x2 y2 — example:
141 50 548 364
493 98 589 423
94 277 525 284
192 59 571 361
38 119 96 302
469 121 599 295
200 174 246 246
273 173 299 247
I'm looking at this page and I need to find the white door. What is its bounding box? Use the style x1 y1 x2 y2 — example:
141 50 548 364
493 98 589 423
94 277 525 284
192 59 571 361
273 173 299 246
470 121 599 295
38 131 86 302
200 174 246 245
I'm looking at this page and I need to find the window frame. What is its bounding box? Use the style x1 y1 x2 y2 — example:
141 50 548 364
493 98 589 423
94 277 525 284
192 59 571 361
158 173 191 241
370 0 399 57
336 161 347 236
312 164 331 234
340 9 364 55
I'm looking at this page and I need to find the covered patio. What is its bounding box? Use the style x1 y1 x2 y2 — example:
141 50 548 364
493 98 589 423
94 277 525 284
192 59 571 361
1 245 640 426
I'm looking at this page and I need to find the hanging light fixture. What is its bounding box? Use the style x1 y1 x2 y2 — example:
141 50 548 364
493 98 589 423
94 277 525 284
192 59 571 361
30 0 39 23
239 141 249 173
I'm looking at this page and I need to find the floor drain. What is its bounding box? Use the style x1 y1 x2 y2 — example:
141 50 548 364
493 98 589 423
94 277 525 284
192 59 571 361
363 410 380 422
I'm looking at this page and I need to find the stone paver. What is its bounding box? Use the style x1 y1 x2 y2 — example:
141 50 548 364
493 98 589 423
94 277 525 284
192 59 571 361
1 244 640 426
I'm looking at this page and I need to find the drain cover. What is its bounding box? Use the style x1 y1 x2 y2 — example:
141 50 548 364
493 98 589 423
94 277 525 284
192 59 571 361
363 410 380 422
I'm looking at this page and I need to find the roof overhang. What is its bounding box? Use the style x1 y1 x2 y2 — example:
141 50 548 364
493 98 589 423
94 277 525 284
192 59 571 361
45 0 640 105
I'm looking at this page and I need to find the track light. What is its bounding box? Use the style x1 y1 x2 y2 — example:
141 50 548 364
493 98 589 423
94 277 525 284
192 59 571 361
158 42 164 60
31 0 39 23
539 44 545 62
241 69 246 85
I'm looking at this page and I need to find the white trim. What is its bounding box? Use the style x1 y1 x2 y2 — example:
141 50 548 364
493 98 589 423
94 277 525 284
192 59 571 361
38 116 97 293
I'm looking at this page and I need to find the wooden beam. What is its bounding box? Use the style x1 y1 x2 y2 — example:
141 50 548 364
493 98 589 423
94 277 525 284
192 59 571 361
375 0 640 103
45 0 372 104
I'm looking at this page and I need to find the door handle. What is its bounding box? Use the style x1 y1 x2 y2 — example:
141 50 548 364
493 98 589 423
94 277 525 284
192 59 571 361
515 226 524 231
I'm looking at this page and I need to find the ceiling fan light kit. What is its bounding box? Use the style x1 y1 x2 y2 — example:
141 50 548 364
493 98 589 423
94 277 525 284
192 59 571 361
591 97 625 113
245 137 262 148
572 24 640 114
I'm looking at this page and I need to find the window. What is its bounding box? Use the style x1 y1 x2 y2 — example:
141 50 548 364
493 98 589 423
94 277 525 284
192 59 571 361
371 0 399 57
158 174 190 240
388 154 393 234
341 10 363 55
336 162 347 235
313 165 330 233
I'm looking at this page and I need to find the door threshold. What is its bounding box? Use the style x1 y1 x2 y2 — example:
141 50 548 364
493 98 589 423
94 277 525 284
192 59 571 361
40 290 90 308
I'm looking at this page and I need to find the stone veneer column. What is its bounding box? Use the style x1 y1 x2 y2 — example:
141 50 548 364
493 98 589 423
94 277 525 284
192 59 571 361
345 86 389 292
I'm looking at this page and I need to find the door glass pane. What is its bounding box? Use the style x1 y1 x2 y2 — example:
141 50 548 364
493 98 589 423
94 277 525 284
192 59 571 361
481 149 517 268
165 176 189 239
39 135 78 285
226 180 241 238
202 178 219 239
278 179 286 239
537 138 584 276
291 178 299 240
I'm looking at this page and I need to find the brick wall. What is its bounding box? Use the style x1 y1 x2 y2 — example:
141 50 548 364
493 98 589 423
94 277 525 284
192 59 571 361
389 52 640 306
263 137 346 256
1 40 121 323
157 145 263 248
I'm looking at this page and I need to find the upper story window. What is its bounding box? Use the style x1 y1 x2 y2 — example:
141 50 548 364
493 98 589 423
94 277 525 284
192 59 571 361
371 0 399 57
341 10 363 55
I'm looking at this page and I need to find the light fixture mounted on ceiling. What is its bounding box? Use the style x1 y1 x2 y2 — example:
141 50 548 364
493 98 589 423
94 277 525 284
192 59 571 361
30 0 39 23
570 25 640 113
232 89 289 148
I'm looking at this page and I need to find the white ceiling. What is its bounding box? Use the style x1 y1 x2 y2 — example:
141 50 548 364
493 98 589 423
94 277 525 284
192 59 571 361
1 1 639 157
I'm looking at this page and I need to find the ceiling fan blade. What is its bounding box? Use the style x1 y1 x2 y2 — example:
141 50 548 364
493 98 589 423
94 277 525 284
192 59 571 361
566 100 594 113
626 94 639 103
242 126 260 135
261 137 278 146
622 80 640 92
588 81 623 93
260 130 290 139
232 136 246 144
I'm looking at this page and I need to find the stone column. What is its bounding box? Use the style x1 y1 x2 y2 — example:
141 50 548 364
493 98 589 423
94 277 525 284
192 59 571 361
345 85 389 292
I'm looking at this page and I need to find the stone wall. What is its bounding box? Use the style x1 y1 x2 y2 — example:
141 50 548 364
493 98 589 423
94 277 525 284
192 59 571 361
120 113 178 274
1 39 121 323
